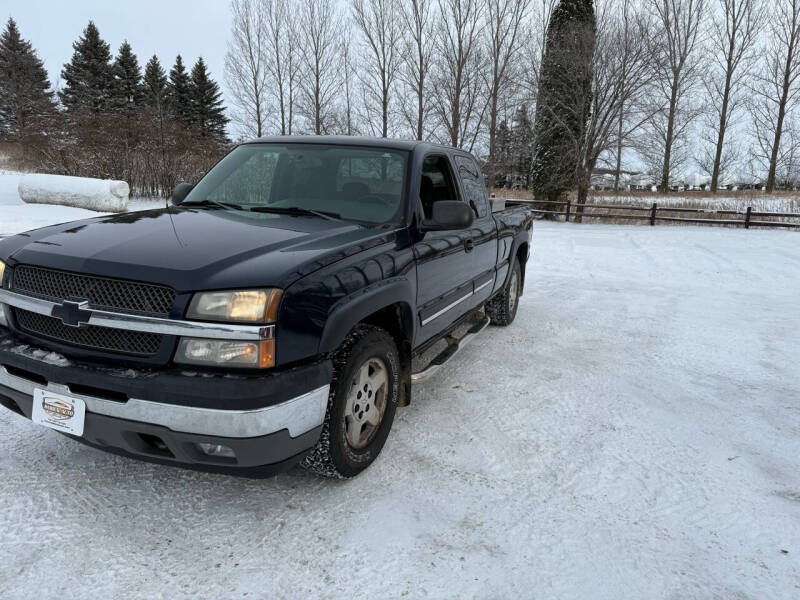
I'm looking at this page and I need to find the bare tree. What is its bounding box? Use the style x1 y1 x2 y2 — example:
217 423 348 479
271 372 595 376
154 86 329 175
750 0 800 191
612 0 655 191
298 0 342 134
496 0 553 188
575 0 654 215
484 0 530 186
264 0 300 135
340 36 358 136
225 0 270 138
649 0 707 191
699 0 761 191
399 0 435 140
520 0 557 102
351 0 402 137
432 0 487 150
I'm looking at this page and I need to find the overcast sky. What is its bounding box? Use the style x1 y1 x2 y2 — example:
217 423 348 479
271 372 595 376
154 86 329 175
3 0 231 102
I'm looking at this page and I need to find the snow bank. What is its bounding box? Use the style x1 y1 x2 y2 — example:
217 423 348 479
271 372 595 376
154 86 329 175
18 173 130 213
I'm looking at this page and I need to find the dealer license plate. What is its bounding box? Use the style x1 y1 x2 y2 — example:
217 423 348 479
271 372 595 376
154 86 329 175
31 388 86 436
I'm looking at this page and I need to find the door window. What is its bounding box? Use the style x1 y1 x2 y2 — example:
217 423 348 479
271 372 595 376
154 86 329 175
420 155 460 220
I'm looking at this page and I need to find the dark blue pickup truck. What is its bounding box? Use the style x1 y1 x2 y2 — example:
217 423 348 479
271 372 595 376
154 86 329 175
0 137 532 478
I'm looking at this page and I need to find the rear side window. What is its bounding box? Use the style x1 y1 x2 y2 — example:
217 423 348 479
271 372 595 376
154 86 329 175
454 155 489 218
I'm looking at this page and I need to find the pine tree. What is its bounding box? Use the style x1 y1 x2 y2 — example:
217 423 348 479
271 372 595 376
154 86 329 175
511 105 535 189
167 54 193 126
60 21 115 112
530 0 596 202
112 41 143 108
189 57 228 138
142 54 169 114
0 17 56 135
494 120 511 188
143 55 168 110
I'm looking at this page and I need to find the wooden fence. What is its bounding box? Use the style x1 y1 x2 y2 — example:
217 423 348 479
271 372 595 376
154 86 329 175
512 200 800 229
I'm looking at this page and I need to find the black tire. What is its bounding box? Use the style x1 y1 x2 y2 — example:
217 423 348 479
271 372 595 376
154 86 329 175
486 258 521 326
300 325 400 478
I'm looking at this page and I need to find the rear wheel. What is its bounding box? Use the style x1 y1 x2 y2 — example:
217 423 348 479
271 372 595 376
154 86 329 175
300 325 399 478
486 258 521 326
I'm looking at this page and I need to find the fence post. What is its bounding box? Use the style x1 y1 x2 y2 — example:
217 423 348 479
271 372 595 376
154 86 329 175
650 202 657 226
565 200 571 222
745 206 752 229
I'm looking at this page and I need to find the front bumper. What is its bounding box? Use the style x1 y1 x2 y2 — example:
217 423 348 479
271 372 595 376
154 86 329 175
0 328 332 476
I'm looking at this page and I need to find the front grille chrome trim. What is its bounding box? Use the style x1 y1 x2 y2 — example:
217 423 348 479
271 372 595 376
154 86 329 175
0 289 275 341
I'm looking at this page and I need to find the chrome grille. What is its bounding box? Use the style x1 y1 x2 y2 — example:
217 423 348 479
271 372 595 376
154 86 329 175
14 308 163 356
12 265 175 316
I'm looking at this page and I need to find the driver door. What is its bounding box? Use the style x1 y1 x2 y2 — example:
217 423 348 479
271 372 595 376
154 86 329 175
413 154 475 344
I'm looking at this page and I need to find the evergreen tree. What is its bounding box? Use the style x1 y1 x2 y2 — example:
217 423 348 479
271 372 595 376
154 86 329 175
112 41 143 108
189 57 228 138
143 55 168 110
495 120 511 187
530 0 596 202
511 105 535 189
0 17 56 135
167 54 193 125
60 21 115 112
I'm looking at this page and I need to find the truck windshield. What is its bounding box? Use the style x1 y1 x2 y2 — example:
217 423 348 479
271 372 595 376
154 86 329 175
182 144 408 225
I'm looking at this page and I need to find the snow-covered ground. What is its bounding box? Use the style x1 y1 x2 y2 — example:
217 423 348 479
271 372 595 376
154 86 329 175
594 192 800 214
1 177 799 598
0 170 162 236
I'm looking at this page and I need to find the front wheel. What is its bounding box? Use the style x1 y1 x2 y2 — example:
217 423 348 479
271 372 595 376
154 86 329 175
486 258 521 326
300 325 400 478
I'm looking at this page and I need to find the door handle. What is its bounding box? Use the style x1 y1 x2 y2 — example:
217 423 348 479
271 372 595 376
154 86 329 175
464 238 474 252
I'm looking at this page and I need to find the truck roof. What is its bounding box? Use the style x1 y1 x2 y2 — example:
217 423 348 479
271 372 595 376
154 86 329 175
243 135 461 154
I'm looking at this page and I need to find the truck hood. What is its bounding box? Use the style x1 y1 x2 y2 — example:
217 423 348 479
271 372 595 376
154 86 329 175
0 207 394 291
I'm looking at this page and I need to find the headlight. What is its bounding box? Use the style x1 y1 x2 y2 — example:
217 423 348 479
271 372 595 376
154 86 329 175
175 338 275 368
0 259 6 285
187 289 282 323
181 288 281 368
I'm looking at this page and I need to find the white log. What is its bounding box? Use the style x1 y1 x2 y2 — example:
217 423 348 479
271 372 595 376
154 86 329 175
18 174 129 213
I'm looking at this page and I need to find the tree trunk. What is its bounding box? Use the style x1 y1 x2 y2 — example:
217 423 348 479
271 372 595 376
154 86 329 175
710 88 730 192
487 91 499 190
382 83 389 138
711 37 737 193
614 107 624 191
660 77 679 192
416 84 424 140
575 157 595 224
767 61 796 191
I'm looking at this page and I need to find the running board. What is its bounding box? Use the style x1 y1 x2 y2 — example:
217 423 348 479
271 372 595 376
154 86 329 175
411 315 490 384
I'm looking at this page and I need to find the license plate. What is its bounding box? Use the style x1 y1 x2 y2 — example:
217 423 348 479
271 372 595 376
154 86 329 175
31 388 86 436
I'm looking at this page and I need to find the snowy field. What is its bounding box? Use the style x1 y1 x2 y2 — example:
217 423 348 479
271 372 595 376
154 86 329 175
0 170 162 236
593 193 800 214
1 173 799 598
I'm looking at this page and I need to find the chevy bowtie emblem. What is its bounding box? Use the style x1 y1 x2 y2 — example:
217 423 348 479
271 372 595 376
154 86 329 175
51 299 92 328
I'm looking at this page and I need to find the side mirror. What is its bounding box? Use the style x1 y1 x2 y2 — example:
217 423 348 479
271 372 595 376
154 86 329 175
171 182 193 205
427 201 474 230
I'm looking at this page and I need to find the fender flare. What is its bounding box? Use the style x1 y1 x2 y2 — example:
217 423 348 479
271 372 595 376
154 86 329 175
318 277 416 354
495 232 530 293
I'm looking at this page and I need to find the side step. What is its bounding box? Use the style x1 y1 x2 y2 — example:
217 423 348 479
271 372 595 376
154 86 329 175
411 314 490 384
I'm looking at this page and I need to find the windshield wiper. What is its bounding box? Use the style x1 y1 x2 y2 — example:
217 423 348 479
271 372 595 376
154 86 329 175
248 206 344 221
183 199 247 211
